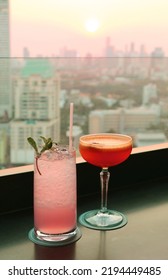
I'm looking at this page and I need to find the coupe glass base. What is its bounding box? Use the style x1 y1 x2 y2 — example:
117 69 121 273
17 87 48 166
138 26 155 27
79 209 127 230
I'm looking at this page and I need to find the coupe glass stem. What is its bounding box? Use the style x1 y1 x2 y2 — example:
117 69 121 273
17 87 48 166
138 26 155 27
100 168 110 213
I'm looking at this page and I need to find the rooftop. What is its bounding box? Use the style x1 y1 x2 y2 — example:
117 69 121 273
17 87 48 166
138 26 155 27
21 59 55 78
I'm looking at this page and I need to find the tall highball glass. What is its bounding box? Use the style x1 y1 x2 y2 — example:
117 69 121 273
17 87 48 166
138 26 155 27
31 145 80 244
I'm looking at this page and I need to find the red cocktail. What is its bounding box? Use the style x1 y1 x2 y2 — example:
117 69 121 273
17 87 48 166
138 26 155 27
79 133 132 230
79 134 132 168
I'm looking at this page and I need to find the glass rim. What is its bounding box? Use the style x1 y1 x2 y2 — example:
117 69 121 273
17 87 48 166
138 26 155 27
34 144 76 157
37 143 76 149
79 133 132 144
80 132 132 141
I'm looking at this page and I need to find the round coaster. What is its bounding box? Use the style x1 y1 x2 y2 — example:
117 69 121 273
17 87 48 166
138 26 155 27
28 227 82 247
79 210 127 230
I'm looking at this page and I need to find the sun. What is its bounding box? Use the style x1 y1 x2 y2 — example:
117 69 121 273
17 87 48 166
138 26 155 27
84 18 100 33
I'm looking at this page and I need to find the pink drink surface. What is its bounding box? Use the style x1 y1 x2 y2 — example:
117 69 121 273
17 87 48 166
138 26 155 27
34 148 76 234
79 134 132 168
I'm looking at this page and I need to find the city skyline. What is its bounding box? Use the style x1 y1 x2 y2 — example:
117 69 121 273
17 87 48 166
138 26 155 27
1 0 168 168
9 0 168 57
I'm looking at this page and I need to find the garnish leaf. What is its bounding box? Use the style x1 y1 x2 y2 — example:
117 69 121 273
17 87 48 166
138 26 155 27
40 137 53 154
40 136 48 144
27 136 54 176
27 137 39 155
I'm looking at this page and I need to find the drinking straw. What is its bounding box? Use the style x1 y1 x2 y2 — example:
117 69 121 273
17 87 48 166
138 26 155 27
69 102 74 151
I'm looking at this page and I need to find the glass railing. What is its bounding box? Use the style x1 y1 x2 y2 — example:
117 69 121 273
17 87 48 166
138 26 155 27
0 57 168 169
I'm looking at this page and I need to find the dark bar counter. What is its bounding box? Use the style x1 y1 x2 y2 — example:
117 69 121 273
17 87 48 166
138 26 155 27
0 145 168 260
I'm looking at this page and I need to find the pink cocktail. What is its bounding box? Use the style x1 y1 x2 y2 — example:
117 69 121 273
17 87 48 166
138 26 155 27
34 146 77 241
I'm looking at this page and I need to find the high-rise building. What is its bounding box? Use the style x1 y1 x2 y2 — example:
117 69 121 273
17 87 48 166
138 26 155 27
10 59 60 164
0 0 11 119
23 47 30 58
0 0 11 168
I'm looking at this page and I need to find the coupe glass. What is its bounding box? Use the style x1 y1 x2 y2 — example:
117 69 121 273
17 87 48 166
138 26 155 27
79 133 132 230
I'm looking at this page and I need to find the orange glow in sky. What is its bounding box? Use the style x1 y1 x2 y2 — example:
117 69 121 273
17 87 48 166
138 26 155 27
10 0 168 57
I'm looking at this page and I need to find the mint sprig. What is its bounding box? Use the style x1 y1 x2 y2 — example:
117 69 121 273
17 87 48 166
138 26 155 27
27 137 39 155
39 136 53 154
27 136 54 175
27 136 53 156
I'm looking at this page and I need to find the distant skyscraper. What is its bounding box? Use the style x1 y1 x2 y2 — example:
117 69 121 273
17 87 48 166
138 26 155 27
104 36 114 57
140 44 146 57
151 47 165 58
10 59 61 164
0 0 12 119
0 0 11 168
23 47 30 58
130 42 135 54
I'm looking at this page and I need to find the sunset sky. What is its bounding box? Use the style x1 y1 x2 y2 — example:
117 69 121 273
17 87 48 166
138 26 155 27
10 0 168 57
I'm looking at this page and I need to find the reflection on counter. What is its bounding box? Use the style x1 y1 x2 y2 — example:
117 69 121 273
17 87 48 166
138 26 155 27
34 243 76 260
